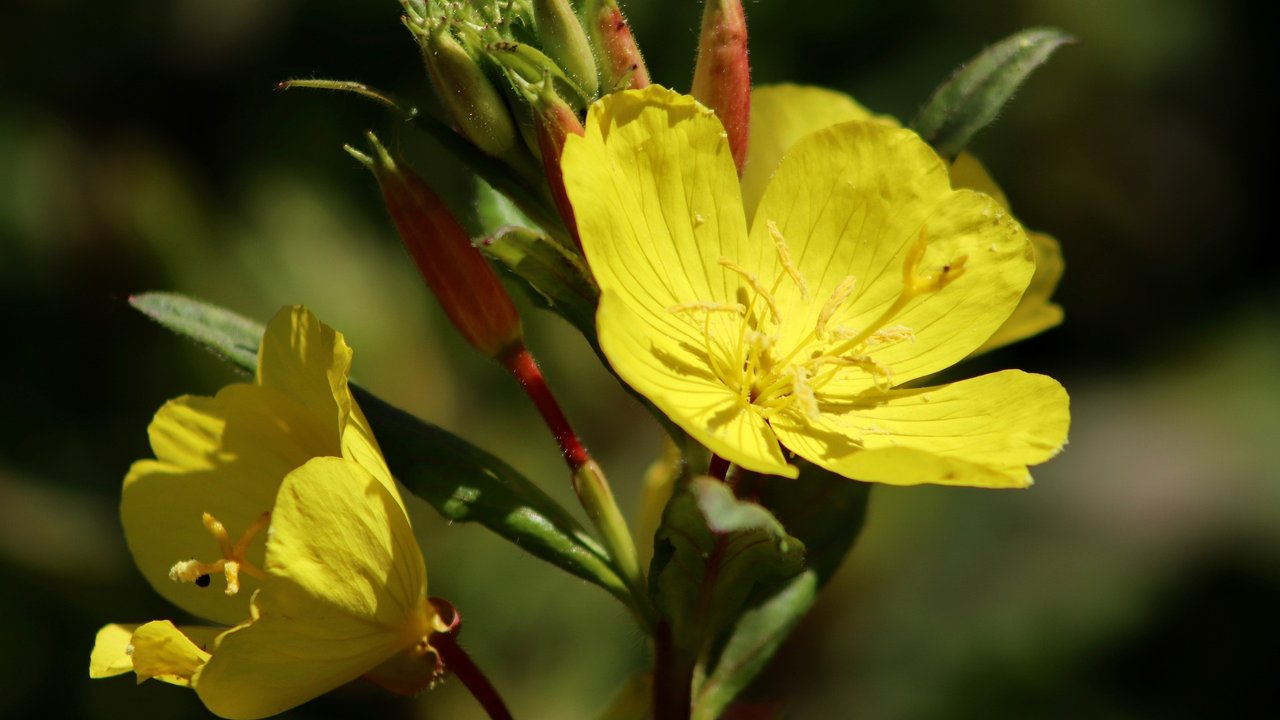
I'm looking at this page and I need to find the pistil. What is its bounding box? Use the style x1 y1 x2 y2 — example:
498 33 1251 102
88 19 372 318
168 511 271 596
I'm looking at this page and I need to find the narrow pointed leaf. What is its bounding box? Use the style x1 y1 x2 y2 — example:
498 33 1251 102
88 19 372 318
693 462 871 718
912 27 1074 156
129 292 262 370
128 292 629 601
649 478 805 660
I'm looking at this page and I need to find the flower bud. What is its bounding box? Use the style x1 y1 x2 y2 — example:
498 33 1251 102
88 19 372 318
692 0 751 174
350 133 523 360
583 0 650 91
533 0 600 98
525 79 586 248
410 15 519 161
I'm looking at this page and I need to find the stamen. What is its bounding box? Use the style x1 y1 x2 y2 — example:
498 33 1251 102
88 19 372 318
866 324 915 346
816 276 857 339
169 511 271 596
790 366 820 419
667 301 745 317
766 220 809 300
719 257 782 324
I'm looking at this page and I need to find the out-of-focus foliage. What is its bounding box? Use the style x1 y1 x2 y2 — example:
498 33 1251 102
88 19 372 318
0 0 1274 718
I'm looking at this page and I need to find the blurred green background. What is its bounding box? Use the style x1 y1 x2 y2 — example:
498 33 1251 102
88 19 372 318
2 0 1275 718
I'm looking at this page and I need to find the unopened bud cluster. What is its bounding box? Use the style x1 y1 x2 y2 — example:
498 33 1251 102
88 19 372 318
375 0 752 360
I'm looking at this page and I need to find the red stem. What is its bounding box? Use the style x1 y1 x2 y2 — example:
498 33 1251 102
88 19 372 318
427 598 514 720
433 633 514 720
501 346 590 471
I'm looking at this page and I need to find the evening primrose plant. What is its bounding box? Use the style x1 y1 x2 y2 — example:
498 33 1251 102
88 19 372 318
102 2 1075 718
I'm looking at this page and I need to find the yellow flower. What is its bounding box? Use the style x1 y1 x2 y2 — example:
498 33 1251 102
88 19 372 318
562 86 1069 486
90 306 446 719
742 84 1064 354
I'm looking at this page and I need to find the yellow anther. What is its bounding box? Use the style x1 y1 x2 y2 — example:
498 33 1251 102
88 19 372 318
841 355 893 390
766 220 809 300
169 511 271 596
866 324 916 346
816 276 857 339
790 366 820 420
719 257 782 324
667 301 745 316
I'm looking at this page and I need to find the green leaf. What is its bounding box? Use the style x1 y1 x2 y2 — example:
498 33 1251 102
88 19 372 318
128 292 630 602
409 110 569 236
129 292 262 371
911 27 1075 156
649 478 805 661
692 571 817 720
479 225 599 339
692 463 871 719
351 386 630 604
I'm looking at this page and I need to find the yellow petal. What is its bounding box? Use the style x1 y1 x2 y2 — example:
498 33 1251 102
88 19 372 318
129 620 220 687
256 306 350 442
89 623 140 679
950 154 1064 353
194 457 433 720
772 370 1068 487
597 292 795 477
742 84 896 221
949 152 1010 208
752 121 1034 390
975 230 1065 353
122 385 330 626
564 86 751 325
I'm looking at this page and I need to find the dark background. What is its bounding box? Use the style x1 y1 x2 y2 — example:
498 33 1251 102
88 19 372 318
2 0 1276 718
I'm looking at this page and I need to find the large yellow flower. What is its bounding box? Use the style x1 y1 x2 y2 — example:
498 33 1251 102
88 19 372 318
90 306 445 719
562 86 1068 487
743 84 1065 354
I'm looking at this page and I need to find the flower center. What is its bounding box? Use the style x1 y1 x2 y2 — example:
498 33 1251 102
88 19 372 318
670 223 967 420
168 511 271 596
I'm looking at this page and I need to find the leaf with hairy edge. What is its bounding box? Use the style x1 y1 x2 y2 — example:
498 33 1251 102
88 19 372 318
693 463 871 719
912 27 1075 156
127 292 630 603
130 292 262 371
649 478 805 661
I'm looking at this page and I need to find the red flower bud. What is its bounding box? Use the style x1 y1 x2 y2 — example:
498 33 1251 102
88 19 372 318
584 0 651 91
692 0 750 175
351 133 523 360
530 83 587 248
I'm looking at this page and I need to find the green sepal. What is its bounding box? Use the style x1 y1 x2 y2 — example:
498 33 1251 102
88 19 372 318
480 225 599 339
691 462 871 719
649 478 805 661
911 27 1075 156
127 292 631 603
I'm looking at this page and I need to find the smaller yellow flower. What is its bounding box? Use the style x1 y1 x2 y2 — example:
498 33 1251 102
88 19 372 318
90 306 447 719
562 87 1069 487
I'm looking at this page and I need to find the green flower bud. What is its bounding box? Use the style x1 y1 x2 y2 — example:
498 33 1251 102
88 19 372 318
532 0 599 98
413 16 520 161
